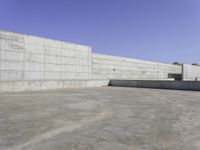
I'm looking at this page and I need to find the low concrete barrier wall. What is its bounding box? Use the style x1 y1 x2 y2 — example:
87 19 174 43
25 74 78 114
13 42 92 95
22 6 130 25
109 80 200 91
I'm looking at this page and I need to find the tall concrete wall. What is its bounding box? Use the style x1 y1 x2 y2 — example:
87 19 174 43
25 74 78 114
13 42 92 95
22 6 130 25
0 30 109 92
183 64 200 81
92 53 182 80
0 30 185 92
0 30 91 81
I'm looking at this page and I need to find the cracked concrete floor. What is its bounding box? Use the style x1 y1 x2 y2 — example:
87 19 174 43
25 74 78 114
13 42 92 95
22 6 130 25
0 87 200 150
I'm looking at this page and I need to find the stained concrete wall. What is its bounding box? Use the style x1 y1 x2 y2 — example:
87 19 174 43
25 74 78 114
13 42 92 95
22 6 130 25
110 80 200 91
92 53 182 80
182 64 200 81
0 30 110 92
0 30 91 81
0 80 110 92
0 30 185 92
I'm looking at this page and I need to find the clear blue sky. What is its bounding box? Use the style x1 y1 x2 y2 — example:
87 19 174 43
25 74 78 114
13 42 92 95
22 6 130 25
0 0 200 64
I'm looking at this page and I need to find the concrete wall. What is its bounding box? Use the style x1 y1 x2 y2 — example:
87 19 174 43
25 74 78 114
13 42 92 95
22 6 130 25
0 30 91 81
92 53 182 80
0 30 187 92
182 64 200 81
0 80 109 93
0 30 108 92
110 80 200 91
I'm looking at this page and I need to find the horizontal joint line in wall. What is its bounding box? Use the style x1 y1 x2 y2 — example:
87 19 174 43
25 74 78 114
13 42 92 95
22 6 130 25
0 50 90 59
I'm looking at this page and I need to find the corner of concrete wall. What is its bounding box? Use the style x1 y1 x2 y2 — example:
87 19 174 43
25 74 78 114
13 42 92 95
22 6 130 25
182 64 200 81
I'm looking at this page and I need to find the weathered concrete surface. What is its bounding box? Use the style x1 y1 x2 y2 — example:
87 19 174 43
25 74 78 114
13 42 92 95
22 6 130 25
92 53 182 80
110 80 200 91
0 30 92 82
0 87 200 150
0 30 183 92
0 80 109 93
183 64 200 81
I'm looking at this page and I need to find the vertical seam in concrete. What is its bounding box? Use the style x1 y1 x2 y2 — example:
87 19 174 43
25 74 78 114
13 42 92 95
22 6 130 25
23 36 26 82
0 37 1 93
43 40 45 81
88 48 89 80
61 42 64 88
75 45 77 80
87 54 90 86
42 40 45 90
182 64 184 80
88 47 91 80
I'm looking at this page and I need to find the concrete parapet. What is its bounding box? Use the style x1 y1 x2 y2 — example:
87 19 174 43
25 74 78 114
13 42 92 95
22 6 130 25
109 80 200 91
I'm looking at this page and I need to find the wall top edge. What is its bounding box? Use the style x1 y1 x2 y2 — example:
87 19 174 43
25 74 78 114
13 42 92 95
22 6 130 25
0 29 91 48
92 53 183 66
183 64 200 68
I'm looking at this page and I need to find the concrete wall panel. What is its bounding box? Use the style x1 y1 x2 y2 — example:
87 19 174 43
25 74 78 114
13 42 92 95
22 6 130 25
62 65 76 72
25 62 44 71
25 44 44 54
62 57 76 65
183 64 200 81
25 71 44 80
62 72 76 79
62 49 76 57
45 55 62 64
25 35 44 45
1 60 23 71
1 71 23 81
1 30 197 93
45 47 62 56
0 30 91 86
1 39 25 52
44 39 61 48
1 50 24 61
44 72 62 80
25 53 44 63
92 53 182 80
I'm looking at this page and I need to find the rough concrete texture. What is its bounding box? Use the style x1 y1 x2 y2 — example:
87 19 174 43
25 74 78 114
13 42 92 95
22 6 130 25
0 30 91 82
0 87 200 150
0 29 184 92
183 64 200 81
0 80 109 92
92 53 182 80
109 80 200 91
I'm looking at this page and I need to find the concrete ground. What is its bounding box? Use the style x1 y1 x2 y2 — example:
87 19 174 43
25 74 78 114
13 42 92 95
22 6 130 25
0 87 200 150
